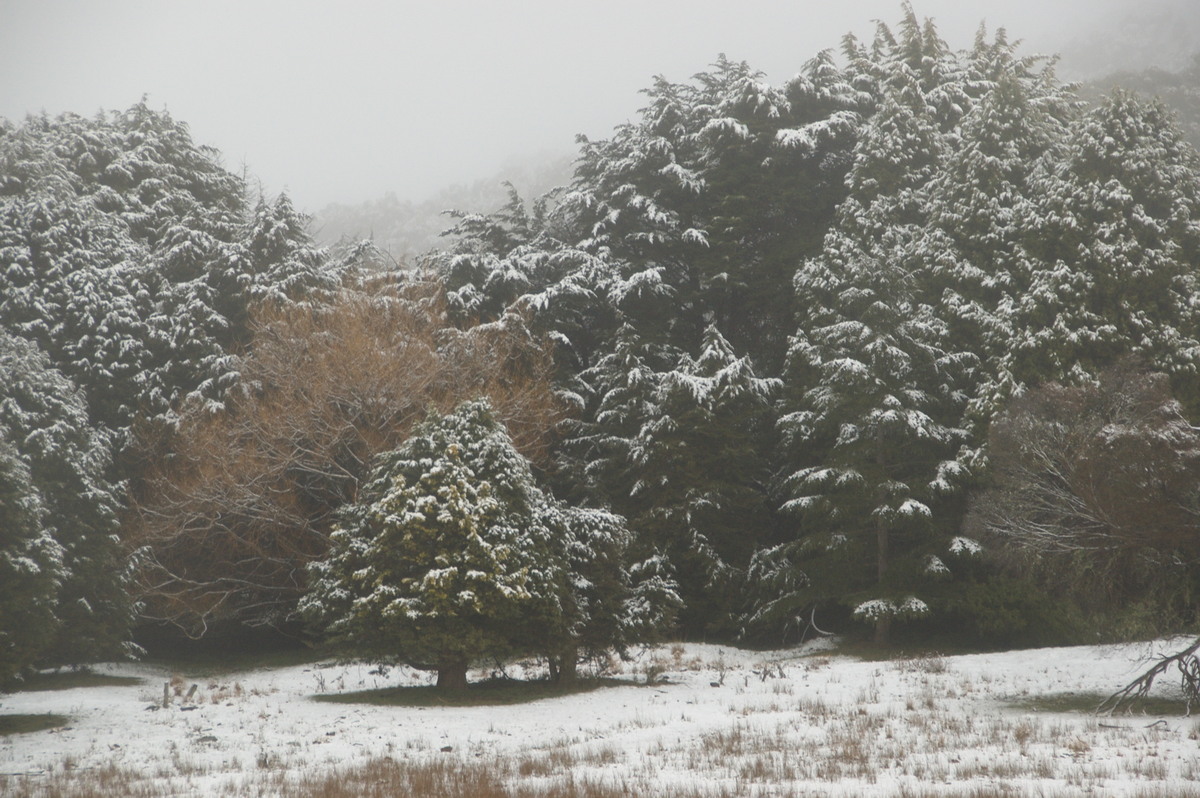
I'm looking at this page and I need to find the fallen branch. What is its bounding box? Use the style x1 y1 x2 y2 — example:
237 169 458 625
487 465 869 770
1098 636 1200 716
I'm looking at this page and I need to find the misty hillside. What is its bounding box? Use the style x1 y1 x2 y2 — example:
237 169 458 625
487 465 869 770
312 152 574 261
1083 55 1200 150
312 1 1200 272
1055 0 1200 80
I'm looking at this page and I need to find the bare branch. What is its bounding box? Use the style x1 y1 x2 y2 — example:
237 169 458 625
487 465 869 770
1098 637 1200 716
125 280 564 633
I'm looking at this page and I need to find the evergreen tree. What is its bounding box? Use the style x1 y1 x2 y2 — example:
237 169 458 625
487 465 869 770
439 184 619 382
437 50 868 379
0 433 62 683
0 104 338 436
630 325 779 634
303 399 672 686
0 175 160 432
302 401 568 689
1009 91 1200 401
756 15 1189 646
780 239 971 643
0 330 132 666
775 59 972 645
566 322 680 505
1084 52 1200 152
300 400 561 686
307 453 538 688
223 191 336 343
921 66 1075 428
547 504 679 681
566 322 777 634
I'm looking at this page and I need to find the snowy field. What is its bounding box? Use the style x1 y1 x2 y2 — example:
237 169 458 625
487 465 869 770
2 638 1199 797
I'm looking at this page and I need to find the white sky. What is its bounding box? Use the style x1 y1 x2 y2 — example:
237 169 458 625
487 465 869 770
0 0 1189 211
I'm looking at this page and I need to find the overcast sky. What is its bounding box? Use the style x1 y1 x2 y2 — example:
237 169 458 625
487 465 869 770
1 0 1194 211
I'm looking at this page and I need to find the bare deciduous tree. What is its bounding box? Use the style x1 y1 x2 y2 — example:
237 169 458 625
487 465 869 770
970 363 1200 610
969 363 1200 708
125 278 563 634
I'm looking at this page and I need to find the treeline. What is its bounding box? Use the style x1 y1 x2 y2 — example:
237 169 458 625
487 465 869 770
1085 53 1200 151
433 6 1200 646
3 6 1200 684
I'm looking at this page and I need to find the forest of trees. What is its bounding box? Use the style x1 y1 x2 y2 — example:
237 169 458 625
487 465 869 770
4 6 1200 688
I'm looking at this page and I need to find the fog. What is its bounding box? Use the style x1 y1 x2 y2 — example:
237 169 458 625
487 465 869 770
1 0 1195 211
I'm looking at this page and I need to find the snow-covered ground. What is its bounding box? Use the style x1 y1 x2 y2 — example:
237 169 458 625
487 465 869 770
2 638 1198 797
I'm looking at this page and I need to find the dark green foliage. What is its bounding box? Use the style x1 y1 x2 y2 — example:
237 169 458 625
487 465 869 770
568 324 776 636
931 578 1087 649
555 505 679 674
6 671 142 691
773 41 975 644
0 331 132 670
224 192 335 344
0 103 336 435
303 401 675 686
0 434 60 682
0 713 69 735
629 327 778 634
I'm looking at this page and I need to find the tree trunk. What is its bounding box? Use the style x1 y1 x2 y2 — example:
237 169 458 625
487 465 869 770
436 660 469 691
558 645 578 684
873 613 892 646
875 498 891 646
876 517 889 584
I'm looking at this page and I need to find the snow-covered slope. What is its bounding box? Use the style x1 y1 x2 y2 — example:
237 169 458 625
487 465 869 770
2 639 1197 796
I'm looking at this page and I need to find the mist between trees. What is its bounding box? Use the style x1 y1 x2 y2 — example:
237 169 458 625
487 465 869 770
3 3 1200 690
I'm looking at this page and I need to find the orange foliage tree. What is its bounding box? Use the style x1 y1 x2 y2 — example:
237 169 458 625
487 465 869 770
125 277 563 634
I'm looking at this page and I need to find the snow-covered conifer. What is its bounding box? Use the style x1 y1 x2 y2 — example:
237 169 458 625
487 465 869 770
1009 91 1200 394
302 400 567 689
920 67 1075 429
549 505 679 680
0 103 339 435
303 399 676 685
222 192 336 339
0 330 132 666
0 433 62 683
777 56 972 644
570 322 776 634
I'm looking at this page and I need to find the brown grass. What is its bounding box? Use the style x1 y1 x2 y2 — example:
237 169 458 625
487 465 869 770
8 743 1200 798
1 756 764 798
